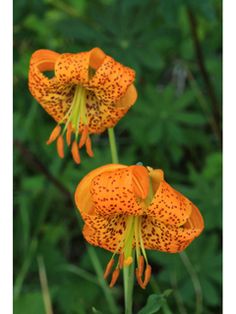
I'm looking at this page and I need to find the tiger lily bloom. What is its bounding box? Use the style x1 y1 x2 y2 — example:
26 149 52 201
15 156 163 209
75 164 204 289
28 48 137 163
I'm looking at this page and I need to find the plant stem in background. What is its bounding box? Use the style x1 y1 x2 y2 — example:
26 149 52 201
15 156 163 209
87 245 120 314
37 255 54 314
186 7 220 130
108 128 119 164
108 127 134 314
13 238 38 299
179 252 203 314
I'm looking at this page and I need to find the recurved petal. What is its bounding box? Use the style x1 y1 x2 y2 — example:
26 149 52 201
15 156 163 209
148 178 192 227
28 49 75 122
54 51 91 85
82 214 127 253
82 90 133 134
141 212 203 253
90 167 144 216
74 164 126 216
88 55 136 106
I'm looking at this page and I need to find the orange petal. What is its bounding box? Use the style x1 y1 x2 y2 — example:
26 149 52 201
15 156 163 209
90 167 143 216
88 55 136 106
56 135 64 158
89 47 106 70
130 165 150 200
82 214 127 253
115 84 137 108
46 125 61 145
141 215 203 253
29 50 75 123
84 91 133 134
71 141 81 164
75 164 126 216
54 51 91 85
148 180 192 226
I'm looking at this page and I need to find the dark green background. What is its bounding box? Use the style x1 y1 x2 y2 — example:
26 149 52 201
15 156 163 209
13 0 222 313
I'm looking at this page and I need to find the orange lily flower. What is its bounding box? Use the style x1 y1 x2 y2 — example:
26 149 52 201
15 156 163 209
75 164 204 289
28 48 137 163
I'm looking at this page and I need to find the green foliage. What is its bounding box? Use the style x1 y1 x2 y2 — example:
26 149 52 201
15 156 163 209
138 291 172 314
14 0 222 313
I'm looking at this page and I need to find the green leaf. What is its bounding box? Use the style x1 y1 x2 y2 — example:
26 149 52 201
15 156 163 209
138 293 170 314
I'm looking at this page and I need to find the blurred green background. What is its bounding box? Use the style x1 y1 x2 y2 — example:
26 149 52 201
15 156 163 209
13 0 222 313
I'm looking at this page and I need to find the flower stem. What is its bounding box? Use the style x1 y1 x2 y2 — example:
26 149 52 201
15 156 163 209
123 254 135 314
108 127 134 314
179 251 203 314
108 128 119 163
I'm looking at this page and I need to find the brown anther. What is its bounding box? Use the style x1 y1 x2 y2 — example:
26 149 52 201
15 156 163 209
135 268 145 289
71 141 81 164
138 255 144 277
46 125 61 145
118 253 124 269
103 258 115 279
56 135 64 158
79 125 89 148
66 122 72 146
109 268 120 288
143 264 152 288
85 136 94 157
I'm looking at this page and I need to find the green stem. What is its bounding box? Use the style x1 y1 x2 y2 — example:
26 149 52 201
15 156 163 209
108 127 134 314
13 238 38 299
123 253 135 314
87 245 119 314
108 128 119 163
37 255 54 314
179 252 203 314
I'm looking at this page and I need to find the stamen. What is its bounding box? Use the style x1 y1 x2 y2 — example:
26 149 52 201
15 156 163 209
104 258 115 279
79 125 89 148
71 141 81 164
143 265 152 288
66 122 72 146
137 255 144 277
85 136 94 157
46 125 61 145
118 253 124 269
135 268 145 289
109 268 120 288
56 135 64 158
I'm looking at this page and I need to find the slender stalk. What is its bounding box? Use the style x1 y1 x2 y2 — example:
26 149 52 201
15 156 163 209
170 271 188 314
108 128 119 163
87 245 120 314
108 127 134 314
179 252 203 314
37 255 54 314
13 238 38 299
123 254 135 314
